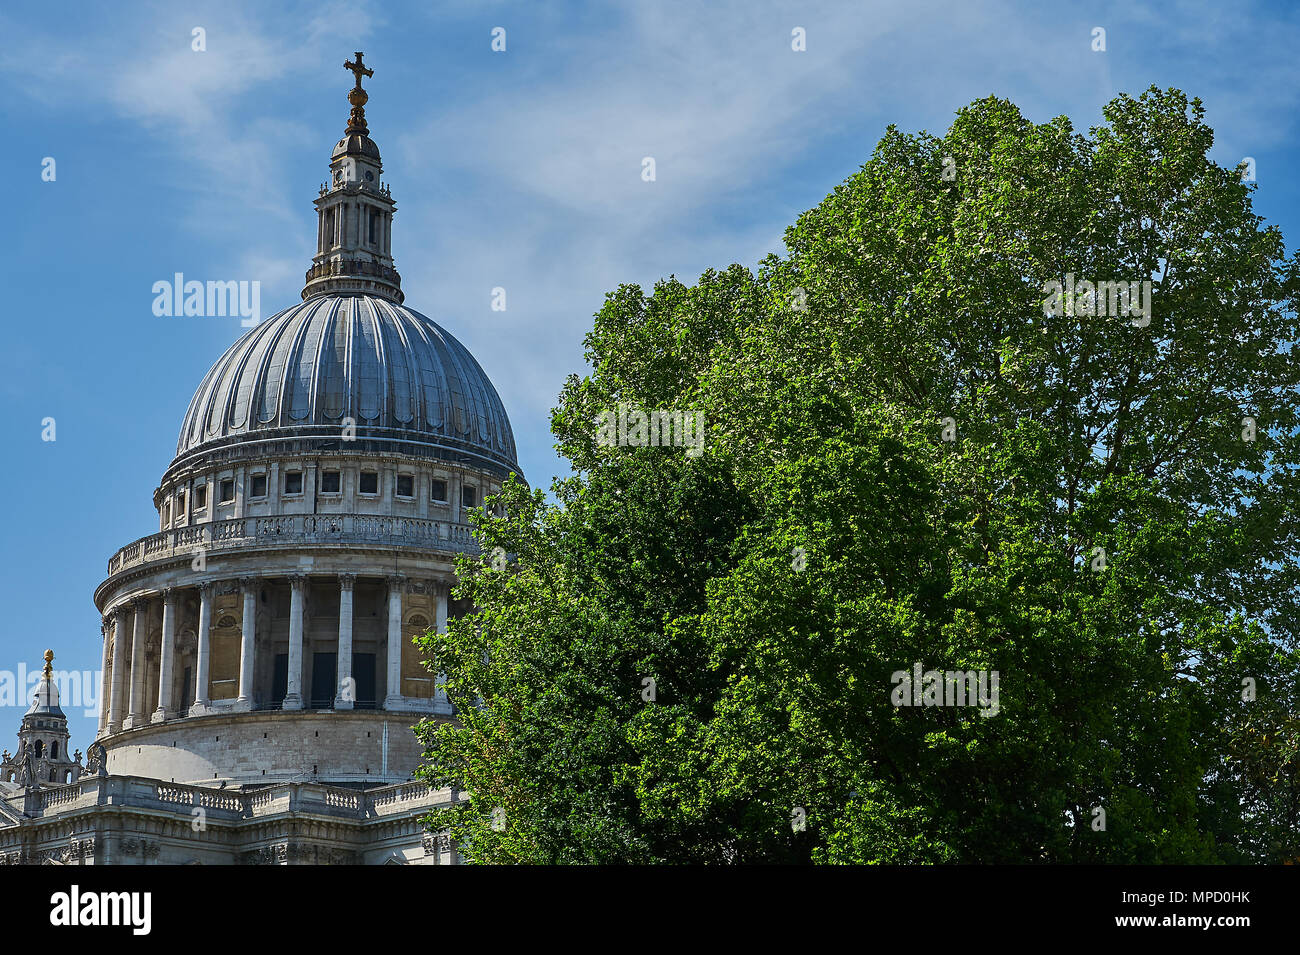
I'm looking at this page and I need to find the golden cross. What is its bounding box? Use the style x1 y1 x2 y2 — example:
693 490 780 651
344 52 373 89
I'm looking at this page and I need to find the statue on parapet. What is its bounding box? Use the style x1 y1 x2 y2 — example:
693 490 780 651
86 741 108 778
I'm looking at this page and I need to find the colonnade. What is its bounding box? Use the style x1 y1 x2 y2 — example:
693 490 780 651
98 574 448 737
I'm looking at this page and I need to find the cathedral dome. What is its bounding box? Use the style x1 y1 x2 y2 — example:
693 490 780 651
172 294 519 477
89 53 518 796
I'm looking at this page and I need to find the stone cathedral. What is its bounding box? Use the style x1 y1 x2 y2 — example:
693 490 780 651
0 54 519 864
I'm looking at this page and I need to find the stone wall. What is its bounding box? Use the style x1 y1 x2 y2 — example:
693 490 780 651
103 710 435 785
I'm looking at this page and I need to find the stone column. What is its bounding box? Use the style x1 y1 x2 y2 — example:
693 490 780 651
236 577 258 711
334 574 356 709
124 597 149 729
284 575 305 710
434 584 449 712
383 575 404 709
190 583 213 715
107 607 129 733
270 461 282 511
152 588 177 722
97 619 112 737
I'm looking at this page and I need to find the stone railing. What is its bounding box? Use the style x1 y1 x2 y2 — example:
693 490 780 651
39 783 84 810
4 775 443 825
106 513 480 577
366 779 435 811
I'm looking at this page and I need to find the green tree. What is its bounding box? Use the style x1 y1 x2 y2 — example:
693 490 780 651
416 87 1300 864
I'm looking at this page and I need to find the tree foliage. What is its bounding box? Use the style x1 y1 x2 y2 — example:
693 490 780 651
416 88 1300 863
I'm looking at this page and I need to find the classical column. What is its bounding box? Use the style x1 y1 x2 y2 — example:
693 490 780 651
283 575 305 710
334 574 356 710
236 577 258 711
107 607 129 733
190 583 213 716
124 597 149 729
383 575 405 709
434 583 449 712
152 588 177 722
97 618 112 737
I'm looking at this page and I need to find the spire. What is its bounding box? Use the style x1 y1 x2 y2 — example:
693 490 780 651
302 52 403 304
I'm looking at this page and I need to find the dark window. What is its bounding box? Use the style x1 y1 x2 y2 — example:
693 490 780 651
311 652 338 709
321 470 341 493
34 740 43 759
51 741 58 759
177 490 186 511
352 653 377 708
284 471 304 495
195 486 207 509
272 654 288 706
219 479 235 504
359 471 379 494
431 479 448 502
369 210 377 244
250 474 267 498
397 474 414 497
462 484 477 508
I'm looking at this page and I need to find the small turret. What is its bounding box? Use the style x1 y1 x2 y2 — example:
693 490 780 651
1 650 80 788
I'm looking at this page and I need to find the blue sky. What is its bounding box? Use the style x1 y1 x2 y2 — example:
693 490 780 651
2 0 1299 748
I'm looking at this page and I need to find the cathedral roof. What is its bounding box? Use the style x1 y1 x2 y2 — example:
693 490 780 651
173 295 519 477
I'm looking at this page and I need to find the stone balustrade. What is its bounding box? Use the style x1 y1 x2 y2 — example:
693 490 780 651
3 773 444 823
106 513 480 578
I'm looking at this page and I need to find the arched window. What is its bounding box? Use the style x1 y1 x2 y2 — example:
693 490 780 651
51 741 58 759
33 740 43 759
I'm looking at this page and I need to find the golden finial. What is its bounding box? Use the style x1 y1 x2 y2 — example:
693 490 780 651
343 52 374 136
43 649 54 679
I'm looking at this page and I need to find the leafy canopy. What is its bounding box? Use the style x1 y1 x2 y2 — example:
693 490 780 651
416 88 1300 864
